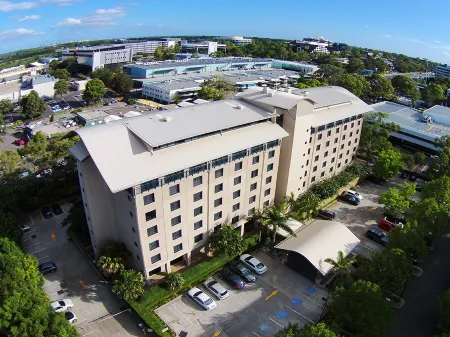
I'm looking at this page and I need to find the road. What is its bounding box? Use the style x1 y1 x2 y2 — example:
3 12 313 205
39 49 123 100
385 236 450 337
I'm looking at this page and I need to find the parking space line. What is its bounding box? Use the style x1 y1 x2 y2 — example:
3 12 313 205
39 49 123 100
170 303 194 325
40 212 45 221
252 333 262 337
37 255 49 260
43 280 59 288
82 330 96 336
49 290 62 296
32 248 48 255
24 242 41 249
74 318 87 326
298 293 326 307
285 305 314 323
210 317 229 337
269 317 283 328
30 215 34 225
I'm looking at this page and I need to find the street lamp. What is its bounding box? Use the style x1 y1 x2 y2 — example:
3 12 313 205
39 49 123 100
319 297 328 322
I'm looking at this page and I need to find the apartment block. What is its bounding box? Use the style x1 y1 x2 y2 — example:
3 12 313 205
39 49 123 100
70 85 371 281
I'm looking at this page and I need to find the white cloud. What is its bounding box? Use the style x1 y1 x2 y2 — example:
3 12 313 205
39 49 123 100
18 14 41 22
0 0 37 12
435 40 442 44
41 0 80 6
54 7 126 28
442 52 450 57
0 28 43 41
382 34 392 39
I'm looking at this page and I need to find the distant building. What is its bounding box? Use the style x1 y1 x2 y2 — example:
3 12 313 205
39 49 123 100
61 45 133 71
180 41 226 55
40 57 59 64
21 74 56 98
295 37 333 54
117 39 179 55
0 65 25 74
271 60 319 73
435 65 450 78
75 110 109 127
70 79 89 91
219 36 252 46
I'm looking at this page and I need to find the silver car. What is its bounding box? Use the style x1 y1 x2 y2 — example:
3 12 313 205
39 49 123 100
240 254 268 275
203 279 230 300
188 287 217 310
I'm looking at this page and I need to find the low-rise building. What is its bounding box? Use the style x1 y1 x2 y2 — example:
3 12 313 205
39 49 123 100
218 36 252 46
295 37 333 54
180 41 226 55
21 74 56 98
75 110 109 127
435 64 450 78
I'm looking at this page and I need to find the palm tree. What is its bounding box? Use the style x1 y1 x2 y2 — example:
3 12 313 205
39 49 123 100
97 256 124 277
324 251 356 284
247 208 266 243
262 202 296 244
284 192 298 213
296 191 321 220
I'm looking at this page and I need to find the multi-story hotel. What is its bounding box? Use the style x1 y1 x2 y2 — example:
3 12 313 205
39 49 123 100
69 86 371 280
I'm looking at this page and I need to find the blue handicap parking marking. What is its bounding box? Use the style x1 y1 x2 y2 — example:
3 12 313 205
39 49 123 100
354 246 361 253
292 298 303 306
305 285 317 294
276 310 288 319
260 323 272 333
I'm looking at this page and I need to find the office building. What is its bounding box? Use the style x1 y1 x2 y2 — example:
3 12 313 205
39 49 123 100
61 45 133 71
69 85 370 281
271 60 319 73
21 74 56 98
371 101 450 152
219 36 252 46
117 39 179 55
295 37 333 54
435 65 450 78
180 41 226 55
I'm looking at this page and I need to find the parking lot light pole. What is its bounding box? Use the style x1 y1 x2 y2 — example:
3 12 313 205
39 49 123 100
318 297 328 322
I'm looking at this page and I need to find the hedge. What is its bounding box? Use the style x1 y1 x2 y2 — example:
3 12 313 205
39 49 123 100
127 234 260 336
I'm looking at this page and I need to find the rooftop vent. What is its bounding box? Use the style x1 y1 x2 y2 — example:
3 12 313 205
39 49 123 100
286 88 292 94
269 92 275 97
162 116 173 123
235 105 244 110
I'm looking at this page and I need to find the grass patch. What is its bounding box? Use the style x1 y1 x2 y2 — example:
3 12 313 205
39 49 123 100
127 234 259 336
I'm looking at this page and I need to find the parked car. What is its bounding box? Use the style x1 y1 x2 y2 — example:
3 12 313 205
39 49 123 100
346 190 363 200
19 224 31 233
383 212 406 224
367 175 387 185
415 184 423 192
366 227 389 246
400 171 409 179
42 207 53 218
14 139 25 146
203 279 229 300
219 269 245 289
240 254 268 275
409 174 417 182
368 159 375 167
18 172 30 179
64 311 77 324
378 218 403 231
318 209 336 220
51 204 63 215
51 299 73 313
339 193 360 206
38 262 57 275
230 262 256 282
188 287 217 310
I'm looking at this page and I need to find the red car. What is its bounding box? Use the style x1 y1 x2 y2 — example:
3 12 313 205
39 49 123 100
15 139 25 146
378 218 403 231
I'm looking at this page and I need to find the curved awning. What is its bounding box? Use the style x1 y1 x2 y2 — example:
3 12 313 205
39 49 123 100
275 220 360 275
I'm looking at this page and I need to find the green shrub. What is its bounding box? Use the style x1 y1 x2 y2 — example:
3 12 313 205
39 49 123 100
165 273 185 291
126 98 136 105
313 179 341 199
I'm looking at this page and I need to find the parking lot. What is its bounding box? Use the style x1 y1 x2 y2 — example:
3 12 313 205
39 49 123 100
156 250 328 337
21 203 142 337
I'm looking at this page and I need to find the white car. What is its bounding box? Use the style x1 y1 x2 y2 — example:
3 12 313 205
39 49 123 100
346 190 363 201
240 254 268 275
19 224 31 233
64 311 77 324
51 299 73 313
188 287 217 310
203 279 230 300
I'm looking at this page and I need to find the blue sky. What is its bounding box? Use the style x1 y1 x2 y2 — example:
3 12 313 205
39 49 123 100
1 0 449 63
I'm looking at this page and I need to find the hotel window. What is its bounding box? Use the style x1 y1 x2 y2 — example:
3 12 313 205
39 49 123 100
214 211 222 221
306 159 309 166
326 141 330 147
336 127 340 133
233 190 241 199
268 150 275 158
129 211 133 218
313 166 317 172
249 195 256 204
214 224 222 233
171 215 181 226
169 184 180 196
339 154 343 159
215 183 223 193
350 132 353 137
264 200 269 206
250 182 257 191
264 188 271 196
334 137 338 144
145 210 156 221
311 176 316 183
194 206 203 216
174 243 183 253
194 220 203 230
234 176 242 185
170 200 181 211
251 169 258 178
338 163 341 168
351 122 354 128
193 176 202 187
172 229 182 240
341 144 344 150
327 130 331 137
252 156 260 164
321 172 325 177
214 198 222 207
267 163 274 172
266 176 272 184
235 161 243 171
324 151 328 157
232 203 240 212
193 191 202 202
347 150 350 155
151 254 161 264
331 157 335 163
344 125 348 130
248 208 255 216
215 168 224 178
330 167 334 172
194 233 203 243
143 193 155 205
318 134 322 140
316 144 321 151
322 161 327 167
314 155 319 162
231 215 240 224
147 225 158 236
149 240 159 251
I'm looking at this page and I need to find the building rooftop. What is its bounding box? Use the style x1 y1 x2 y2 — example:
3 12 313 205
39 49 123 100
76 110 109 121
32 74 56 85
145 79 203 91
371 101 450 144
62 45 129 52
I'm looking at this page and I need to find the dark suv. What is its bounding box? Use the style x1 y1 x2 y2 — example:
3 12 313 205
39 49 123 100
38 262 57 275
230 262 256 282
219 269 245 289
366 227 389 246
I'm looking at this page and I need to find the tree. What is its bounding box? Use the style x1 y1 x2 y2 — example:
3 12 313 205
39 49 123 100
274 322 339 337
0 98 14 117
113 72 133 94
50 68 70 81
262 202 295 244
318 64 345 79
368 74 394 102
346 57 365 74
21 131 48 166
324 250 356 285
358 248 411 295
408 198 449 239
328 280 395 337
429 146 450 179
422 176 450 212
387 221 428 261
0 149 23 173
112 269 145 299
19 90 46 120
334 74 370 98
438 290 450 332
92 67 115 87
402 153 415 171
424 83 446 106
97 256 124 277
391 75 416 96
211 224 245 257
415 152 426 166
97 241 132 261
54 79 70 99
379 181 416 218
295 191 321 220
359 112 399 158
166 273 185 292
0 238 78 337
197 87 224 101
153 46 165 61
373 148 404 179
83 79 107 105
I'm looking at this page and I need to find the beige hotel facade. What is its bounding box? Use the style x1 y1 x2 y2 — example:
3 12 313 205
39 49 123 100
70 86 372 280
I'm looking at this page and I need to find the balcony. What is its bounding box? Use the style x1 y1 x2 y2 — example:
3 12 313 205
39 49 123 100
164 170 185 184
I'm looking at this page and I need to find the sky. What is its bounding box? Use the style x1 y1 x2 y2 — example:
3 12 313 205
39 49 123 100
1 0 450 63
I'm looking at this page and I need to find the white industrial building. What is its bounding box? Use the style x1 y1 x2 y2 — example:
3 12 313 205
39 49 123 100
118 39 178 55
295 37 333 54
61 45 133 71
435 65 450 78
219 36 252 46
180 41 226 55
21 74 56 98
